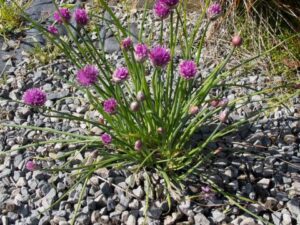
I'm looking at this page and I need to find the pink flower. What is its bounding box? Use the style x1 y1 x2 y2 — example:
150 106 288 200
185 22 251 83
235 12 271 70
153 1 171 20
207 3 222 20
149 46 171 68
210 99 220 107
103 98 118 114
160 0 179 8
134 43 148 62
112 67 129 83
76 65 99 86
232 35 243 47
47 25 59 35
179 60 197 80
121 37 133 50
134 140 142 151
101 133 112 145
53 8 71 24
74 8 89 26
26 160 37 171
23 88 47 106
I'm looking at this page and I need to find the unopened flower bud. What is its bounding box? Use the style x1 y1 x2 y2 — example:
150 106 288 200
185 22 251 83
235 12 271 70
99 116 105 125
157 127 164 134
219 109 229 123
210 99 219 107
232 35 243 47
189 105 199 115
26 160 37 171
130 101 140 112
218 98 229 108
294 84 300 89
136 91 145 102
134 140 142 151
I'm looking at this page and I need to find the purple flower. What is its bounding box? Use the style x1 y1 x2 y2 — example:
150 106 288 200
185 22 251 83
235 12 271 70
121 37 133 50
101 133 112 145
218 98 229 108
134 43 148 62
103 98 118 114
210 99 220 107
160 0 179 8
48 25 59 35
134 140 142 151
112 67 129 83
76 65 99 86
23 88 47 106
74 8 89 26
54 8 71 24
26 160 37 171
149 46 171 67
207 3 222 20
153 1 171 20
179 60 197 80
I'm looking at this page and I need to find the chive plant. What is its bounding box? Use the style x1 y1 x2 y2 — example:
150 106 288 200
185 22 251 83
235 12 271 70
4 0 299 217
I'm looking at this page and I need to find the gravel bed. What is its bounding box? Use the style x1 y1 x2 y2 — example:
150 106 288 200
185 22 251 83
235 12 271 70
1 0 300 225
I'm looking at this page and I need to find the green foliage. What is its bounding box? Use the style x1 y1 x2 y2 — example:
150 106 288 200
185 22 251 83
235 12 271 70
28 43 62 66
0 1 29 37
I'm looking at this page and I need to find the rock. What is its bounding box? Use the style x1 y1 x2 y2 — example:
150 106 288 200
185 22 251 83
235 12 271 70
194 213 210 225
25 0 55 20
286 198 300 218
126 214 137 225
100 182 113 197
132 186 144 198
76 213 90 225
104 37 120 53
147 206 162 219
129 199 139 209
38 215 50 225
265 197 278 210
0 169 11 178
257 178 271 189
284 134 296 144
211 210 225 223
272 212 282 225
48 90 70 100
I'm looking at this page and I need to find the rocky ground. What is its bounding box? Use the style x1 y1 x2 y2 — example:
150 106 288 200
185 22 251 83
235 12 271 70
1 0 300 225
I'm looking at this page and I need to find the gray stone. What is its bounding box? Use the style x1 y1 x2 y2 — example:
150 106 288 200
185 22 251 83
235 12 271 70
272 212 282 225
76 213 90 225
104 37 120 53
126 214 136 225
100 182 113 196
38 216 50 225
132 186 144 198
147 206 162 219
284 134 296 144
211 210 225 223
257 178 271 189
0 168 11 178
286 198 300 218
48 90 70 100
194 213 210 225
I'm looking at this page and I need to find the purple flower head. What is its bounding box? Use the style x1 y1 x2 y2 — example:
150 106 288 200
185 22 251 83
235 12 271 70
201 186 211 193
149 46 171 67
121 37 133 50
26 160 37 171
48 25 59 35
134 43 148 62
74 8 89 26
179 60 197 80
112 67 129 83
101 133 112 145
76 65 99 86
134 140 142 151
153 1 171 20
103 98 118 114
23 88 47 106
54 8 71 24
232 35 243 47
210 99 220 107
160 0 179 8
207 3 222 20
